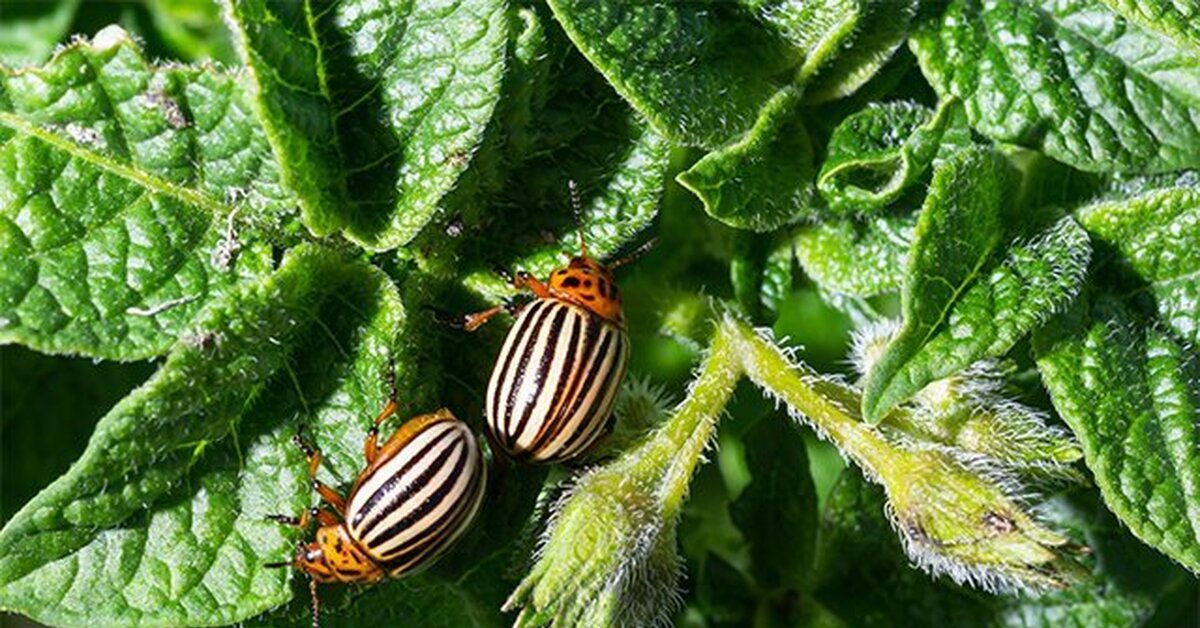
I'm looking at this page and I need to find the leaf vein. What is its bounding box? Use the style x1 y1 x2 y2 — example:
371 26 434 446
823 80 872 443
0 112 222 215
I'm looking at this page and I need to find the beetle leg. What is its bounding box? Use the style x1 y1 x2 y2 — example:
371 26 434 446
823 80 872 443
446 293 527 331
462 305 505 332
494 262 550 297
293 431 348 512
265 513 302 527
265 506 340 528
308 577 321 628
364 360 400 463
364 398 399 464
427 303 510 332
311 479 346 513
513 270 551 298
312 507 340 527
265 540 306 569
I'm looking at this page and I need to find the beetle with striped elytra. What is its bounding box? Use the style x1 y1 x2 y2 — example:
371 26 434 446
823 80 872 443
266 366 487 628
450 182 657 464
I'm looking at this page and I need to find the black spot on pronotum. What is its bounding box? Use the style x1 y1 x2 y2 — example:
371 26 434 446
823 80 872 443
581 294 595 301
562 276 581 288
597 278 607 294
583 279 593 288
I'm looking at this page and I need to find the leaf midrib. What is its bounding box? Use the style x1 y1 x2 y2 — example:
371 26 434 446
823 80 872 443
299 0 350 196
0 111 224 215
910 222 1000 355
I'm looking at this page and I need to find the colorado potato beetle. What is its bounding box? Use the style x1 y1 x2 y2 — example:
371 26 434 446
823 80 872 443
267 388 486 626
457 188 655 464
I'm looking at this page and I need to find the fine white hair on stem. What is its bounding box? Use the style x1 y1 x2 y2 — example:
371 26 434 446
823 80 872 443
849 317 903 376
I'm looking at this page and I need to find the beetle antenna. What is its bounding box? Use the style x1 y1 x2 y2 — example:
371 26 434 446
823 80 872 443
609 237 659 269
568 179 588 257
310 577 321 628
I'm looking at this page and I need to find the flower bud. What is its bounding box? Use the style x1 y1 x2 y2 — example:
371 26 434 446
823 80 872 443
742 318 1086 592
505 466 682 627
881 447 1088 591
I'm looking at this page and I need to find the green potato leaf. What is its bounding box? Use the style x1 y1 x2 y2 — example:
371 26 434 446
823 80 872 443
0 244 405 626
862 149 1091 423
0 27 286 361
911 0 1200 173
545 0 800 149
225 0 507 250
8 2 1200 625
818 99 969 216
1035 290 1200 574
1075 183 1200 346
793 211 916 298
677 87 815 232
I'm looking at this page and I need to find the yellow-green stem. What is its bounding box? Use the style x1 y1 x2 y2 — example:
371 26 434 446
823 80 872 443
725 317 895 477
624 321 743 516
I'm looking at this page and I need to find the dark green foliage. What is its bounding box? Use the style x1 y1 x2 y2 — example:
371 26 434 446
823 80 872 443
1 1 1197 626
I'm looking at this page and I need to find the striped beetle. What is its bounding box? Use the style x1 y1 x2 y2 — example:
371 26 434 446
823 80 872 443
459 201 654 463
267 385 486 626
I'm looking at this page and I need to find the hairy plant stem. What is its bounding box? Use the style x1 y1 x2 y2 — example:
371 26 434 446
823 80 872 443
509 315 1080 624
724 317 894 476
644 320 744 515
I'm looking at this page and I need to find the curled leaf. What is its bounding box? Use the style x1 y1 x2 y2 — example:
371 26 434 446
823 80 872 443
677 87 815 232
818 99 969 215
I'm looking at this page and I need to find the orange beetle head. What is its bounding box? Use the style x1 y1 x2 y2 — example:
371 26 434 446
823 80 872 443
295 525 383 584
548 255 623 324
546 183 655 325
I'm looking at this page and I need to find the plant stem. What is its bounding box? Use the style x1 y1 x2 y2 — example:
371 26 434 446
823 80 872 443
625 320 743 516
724 317 895 478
